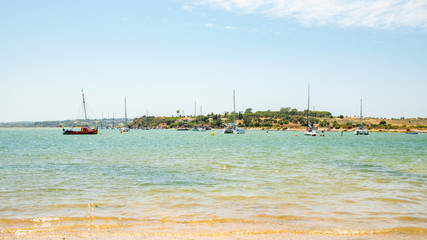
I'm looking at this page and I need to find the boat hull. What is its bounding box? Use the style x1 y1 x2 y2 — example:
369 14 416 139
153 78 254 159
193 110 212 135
304 132 316 136
354 129 369 135
223 128 234 134
304 130 317 136
63 129 98 135
234 128 245 134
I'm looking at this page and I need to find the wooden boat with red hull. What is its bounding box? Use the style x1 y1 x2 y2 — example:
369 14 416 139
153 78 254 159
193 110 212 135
62 89 98 135
63 125 98 135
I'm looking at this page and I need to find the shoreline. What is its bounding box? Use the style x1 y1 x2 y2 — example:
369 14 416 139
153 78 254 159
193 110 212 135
1 216 426 239
1 126 426 133
242 127 427 133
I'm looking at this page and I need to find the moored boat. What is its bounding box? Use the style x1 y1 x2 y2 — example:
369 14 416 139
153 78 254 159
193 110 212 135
63 125 98 135
354 99 369 135
406 131 418 134
304 84 317 136
223 123 235 134
120 127 130 133
63 89 98 135
304 128 317 136
223 90 245 134
121 97 130 133
142 110 150 130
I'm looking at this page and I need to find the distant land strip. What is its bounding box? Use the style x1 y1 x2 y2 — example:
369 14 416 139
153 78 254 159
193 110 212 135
1 108 426 133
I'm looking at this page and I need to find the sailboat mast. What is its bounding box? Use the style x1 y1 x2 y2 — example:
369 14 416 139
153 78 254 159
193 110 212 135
124 97 127 125
194 101 197 127
233 90 236 124
360 99 363 128
81 89 88 121
145 110 148 128
307 84 310 127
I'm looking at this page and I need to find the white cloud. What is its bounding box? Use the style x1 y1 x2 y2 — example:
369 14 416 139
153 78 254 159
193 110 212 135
183 5 195 12
224 25 238 30
191 0 427 29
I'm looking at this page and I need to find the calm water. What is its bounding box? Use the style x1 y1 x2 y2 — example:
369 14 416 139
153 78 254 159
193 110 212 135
0 128 426 239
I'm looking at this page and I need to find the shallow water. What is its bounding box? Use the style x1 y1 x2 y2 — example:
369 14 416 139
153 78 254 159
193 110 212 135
0 128 426 239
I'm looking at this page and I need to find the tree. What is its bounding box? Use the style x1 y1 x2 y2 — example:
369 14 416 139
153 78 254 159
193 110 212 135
290 108 298 115
211 118 223 128
245 108 253 114
279 107 291 113
243 115 251 126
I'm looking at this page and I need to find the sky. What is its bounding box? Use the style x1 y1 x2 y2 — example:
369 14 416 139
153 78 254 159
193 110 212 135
1 0 426 122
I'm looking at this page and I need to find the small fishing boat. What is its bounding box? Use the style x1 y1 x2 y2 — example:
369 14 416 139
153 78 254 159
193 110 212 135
406 131 418 134
63 125 98 135
63 89 98 135
354 99 369 135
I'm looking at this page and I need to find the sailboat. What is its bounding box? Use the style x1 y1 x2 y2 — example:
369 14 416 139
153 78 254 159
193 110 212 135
143 110 149 130
354 99 369 135
192 101 200 131
199 106 206 132
120 97 130 132
304 84 317 136
63 89 98 135
223 90 245 134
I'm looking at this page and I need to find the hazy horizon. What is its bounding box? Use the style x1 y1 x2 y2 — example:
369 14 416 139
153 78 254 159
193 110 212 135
1 0 426 122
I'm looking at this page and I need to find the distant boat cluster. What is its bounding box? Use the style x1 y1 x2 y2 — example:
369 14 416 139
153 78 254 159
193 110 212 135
63 88 375 136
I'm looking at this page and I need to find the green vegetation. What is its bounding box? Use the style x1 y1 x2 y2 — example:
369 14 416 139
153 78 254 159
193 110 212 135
129 107 333 130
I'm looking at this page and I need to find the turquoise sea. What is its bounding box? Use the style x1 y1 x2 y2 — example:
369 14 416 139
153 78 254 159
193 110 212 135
0 128 426 239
